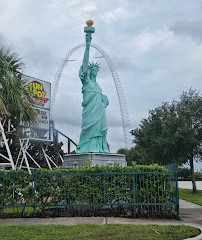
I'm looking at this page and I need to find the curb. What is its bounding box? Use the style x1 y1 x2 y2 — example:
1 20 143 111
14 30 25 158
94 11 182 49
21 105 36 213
183 223 202 240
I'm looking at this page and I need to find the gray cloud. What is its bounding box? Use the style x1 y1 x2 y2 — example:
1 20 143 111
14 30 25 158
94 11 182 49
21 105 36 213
0 32 6 45
170 18 202 43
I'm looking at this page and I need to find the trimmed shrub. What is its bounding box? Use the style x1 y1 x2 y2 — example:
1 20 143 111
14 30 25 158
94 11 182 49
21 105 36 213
0 164 177 217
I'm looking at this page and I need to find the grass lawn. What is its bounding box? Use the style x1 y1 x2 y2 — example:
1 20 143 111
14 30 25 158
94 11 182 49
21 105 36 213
0 224 200 240
179 188 202 206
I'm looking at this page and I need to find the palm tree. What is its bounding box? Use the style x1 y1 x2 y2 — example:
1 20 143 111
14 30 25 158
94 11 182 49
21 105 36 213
0 92 7 116
0 46 37 127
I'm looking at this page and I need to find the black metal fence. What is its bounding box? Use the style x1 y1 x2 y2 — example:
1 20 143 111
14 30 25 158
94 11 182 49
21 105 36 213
0 163 179 218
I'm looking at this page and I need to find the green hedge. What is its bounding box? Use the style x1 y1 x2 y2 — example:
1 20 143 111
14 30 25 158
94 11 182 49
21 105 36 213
0 164 177 217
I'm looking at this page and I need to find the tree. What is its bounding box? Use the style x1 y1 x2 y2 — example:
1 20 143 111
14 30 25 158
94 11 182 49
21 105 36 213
176 89 202 193
0 46 37 126
131 89 202 193
117 147 144 166
178 167 191 181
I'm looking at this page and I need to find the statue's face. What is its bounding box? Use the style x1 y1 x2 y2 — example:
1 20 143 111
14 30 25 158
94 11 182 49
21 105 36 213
91 67 99 79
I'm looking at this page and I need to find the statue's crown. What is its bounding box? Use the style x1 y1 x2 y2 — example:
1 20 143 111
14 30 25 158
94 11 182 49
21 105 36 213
88 61 100 70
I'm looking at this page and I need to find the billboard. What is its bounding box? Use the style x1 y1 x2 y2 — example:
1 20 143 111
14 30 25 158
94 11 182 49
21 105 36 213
22 75 51 110
22 74 51 136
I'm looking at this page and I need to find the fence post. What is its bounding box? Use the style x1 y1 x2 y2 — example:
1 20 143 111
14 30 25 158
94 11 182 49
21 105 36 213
132 164 136 217
175 163 179 219
33 167 36 217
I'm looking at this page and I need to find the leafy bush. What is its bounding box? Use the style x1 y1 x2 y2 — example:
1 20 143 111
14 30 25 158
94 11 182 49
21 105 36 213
0 164 177 217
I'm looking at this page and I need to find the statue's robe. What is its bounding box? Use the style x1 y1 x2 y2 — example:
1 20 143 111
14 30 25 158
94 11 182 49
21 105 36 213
76 66 109 153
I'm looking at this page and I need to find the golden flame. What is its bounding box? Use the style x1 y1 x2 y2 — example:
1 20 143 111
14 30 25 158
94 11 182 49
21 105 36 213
86 20 94 26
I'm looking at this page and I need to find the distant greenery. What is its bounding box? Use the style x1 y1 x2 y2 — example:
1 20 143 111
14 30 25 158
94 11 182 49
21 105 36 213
0 224 200 240
119 89 202 193
179 188 202 206
178 168 191 181
117 147 138 166
178 168 202 181
194 171 202 181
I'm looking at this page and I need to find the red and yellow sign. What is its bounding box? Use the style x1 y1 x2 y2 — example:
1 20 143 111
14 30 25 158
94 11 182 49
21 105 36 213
28 81 49 106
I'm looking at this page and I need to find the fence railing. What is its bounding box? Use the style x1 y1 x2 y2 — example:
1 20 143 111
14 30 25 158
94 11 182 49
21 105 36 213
0 163 179 218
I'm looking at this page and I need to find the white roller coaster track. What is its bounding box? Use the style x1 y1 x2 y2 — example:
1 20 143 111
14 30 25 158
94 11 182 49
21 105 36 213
51 43 131 149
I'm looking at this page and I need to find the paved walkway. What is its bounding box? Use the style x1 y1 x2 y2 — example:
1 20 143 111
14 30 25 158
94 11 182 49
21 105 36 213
0 199 201 240
178 181 202 190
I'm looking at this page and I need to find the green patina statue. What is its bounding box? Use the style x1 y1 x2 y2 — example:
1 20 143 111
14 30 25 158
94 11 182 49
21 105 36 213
76 20 109 153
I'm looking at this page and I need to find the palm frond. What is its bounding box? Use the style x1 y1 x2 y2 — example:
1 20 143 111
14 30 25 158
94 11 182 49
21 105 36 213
0 46 24 76
0 94 9 116
0 46 38 127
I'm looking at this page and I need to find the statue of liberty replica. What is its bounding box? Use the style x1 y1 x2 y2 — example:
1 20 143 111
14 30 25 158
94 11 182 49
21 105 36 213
77 20 110 153
63 20 126 168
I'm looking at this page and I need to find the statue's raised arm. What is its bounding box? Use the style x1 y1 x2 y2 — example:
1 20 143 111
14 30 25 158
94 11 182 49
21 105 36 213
82 20 95 74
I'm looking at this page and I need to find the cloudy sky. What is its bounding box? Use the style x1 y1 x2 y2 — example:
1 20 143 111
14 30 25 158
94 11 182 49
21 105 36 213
0 0 202 167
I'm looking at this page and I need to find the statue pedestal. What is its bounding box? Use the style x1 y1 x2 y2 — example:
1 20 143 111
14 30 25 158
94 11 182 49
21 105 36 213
62 153 127 168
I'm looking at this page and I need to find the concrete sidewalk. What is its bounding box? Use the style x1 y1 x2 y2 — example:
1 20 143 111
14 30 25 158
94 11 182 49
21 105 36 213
0 199 201 240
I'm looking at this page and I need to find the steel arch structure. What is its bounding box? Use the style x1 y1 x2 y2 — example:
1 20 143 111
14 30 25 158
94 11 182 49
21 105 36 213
51 43 131 148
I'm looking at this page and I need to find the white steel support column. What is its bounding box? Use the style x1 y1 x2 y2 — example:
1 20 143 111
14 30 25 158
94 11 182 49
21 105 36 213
0 120 15 170
17 138 58 173
17 139 32 174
